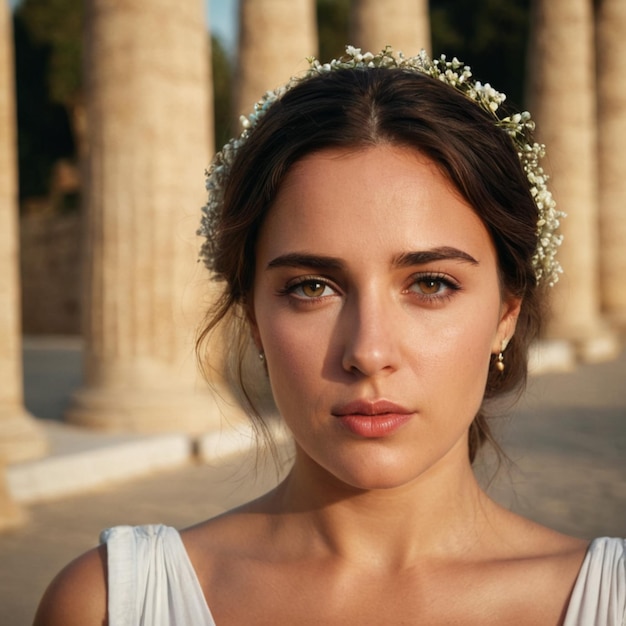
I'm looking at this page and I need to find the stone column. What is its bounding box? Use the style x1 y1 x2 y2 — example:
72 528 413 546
0 0 47 463
526 0 618 363
596 0 626 329
68 1 231 432
235 0 318 117
350 0 431 56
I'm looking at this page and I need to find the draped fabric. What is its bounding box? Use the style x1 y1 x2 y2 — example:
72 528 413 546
102 525 216 626
103 525 625 625
564 537 625 626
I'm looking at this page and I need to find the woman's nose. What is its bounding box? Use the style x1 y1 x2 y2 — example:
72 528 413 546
340 293 401 377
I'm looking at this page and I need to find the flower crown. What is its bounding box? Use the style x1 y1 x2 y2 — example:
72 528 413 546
199 46 564 286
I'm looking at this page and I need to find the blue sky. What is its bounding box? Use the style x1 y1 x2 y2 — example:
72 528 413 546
9 0 239 53
208 0 238 54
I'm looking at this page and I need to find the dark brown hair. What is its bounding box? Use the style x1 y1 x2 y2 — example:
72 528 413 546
198 67 544 463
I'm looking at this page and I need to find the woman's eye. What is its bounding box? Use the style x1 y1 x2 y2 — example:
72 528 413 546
415 278 444 295
290 279 335 299
407 274 459 298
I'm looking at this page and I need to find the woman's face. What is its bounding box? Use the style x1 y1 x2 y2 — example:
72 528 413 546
250 145 520 491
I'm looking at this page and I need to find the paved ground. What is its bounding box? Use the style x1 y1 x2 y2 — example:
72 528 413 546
1 340 625 625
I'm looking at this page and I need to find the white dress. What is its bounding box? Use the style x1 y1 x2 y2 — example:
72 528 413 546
102 525 625 626
564 536 626 626
102 525 216 626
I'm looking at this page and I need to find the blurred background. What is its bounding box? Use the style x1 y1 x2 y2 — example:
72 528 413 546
0 0 625 623
5 0 625 353
10 0 533 339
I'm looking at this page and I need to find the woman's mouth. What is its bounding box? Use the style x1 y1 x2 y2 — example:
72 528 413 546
331 400 413 438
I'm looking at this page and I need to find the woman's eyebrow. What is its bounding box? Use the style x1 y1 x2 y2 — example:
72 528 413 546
267 247 478 271
393 247 479 267
267 253 345 271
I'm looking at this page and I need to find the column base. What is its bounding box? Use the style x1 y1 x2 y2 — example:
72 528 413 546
0 408 48 464
546 318 621 365
575 329 621 364
528 339 577 375
65 384 249 434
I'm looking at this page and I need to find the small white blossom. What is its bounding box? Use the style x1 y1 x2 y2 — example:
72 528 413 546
199 45 564 286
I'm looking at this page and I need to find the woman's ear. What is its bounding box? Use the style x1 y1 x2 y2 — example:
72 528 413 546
493 296 522 354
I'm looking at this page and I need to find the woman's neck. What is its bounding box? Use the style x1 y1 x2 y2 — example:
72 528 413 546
257 447 500 571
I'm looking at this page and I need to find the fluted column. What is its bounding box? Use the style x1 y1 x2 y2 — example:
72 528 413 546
350 0 431 56
596 0 626 329
68 0 228 432
235 0 318 117
526 0 618 362
0 0 47 463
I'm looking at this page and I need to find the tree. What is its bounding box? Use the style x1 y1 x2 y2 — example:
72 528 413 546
12 0 82 205
317 0 531 107
430 0 531 108
15 0 83 106
317 0 351 62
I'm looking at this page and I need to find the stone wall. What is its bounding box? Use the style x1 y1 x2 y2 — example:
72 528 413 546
19 212 81 335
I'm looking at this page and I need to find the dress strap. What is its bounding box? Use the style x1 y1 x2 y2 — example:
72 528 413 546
100 525 141 626
564 537 625 626
101 524 216 626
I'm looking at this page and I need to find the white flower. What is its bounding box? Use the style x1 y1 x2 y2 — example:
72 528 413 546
199 45 564 287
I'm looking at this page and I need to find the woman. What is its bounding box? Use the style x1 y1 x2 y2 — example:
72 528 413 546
35 47 624 625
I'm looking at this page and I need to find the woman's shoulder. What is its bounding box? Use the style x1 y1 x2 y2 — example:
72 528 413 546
181 494 276 554
485 506 589 565
181 505 271 569
498 518 625 625
34 524 209 626
32 544 108 626
179 502 282 604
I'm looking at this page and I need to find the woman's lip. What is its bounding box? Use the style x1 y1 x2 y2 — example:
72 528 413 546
332 400 413 437
331 399 412 417
335 413 412 438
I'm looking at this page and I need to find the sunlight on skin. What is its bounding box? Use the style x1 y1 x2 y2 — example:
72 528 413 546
250 145 520 498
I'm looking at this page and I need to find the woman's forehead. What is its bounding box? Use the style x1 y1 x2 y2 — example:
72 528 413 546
257 145 496 269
